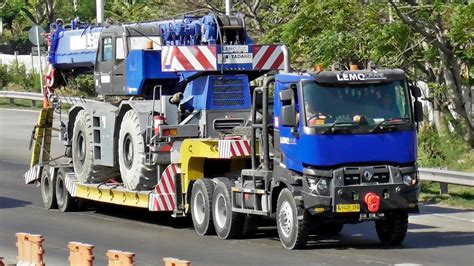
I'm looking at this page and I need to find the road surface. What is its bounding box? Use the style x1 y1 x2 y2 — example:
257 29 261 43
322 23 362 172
1 108 473 265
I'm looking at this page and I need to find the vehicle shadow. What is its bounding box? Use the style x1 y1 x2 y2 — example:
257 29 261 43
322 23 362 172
0 196 32 209
80 202 473 250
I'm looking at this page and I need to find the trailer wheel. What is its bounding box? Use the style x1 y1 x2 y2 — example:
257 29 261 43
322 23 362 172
118 110 156 191
55 168 77 212
314 223 344 236
72 110 117 183
212 178 243 239
375 213 408 246
191 179 215 236
40 168 57 209
276 188 309 249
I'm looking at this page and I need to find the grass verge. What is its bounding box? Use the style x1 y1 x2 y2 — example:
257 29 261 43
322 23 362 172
420 181 474 209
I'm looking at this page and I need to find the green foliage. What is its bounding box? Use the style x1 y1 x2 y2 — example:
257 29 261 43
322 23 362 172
63 75 96 97
1 61 41 92
420 182 474 209
417 123 471 170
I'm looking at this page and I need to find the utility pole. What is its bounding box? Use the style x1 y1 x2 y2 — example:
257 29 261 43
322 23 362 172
96 0 104 24
225 0 231 16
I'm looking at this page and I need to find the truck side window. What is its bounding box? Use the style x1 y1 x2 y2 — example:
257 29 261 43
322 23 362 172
115 37 125 62
102 37 113 62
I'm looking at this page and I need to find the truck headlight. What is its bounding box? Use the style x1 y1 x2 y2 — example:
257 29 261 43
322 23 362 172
307 177 330 196
403 173 418 186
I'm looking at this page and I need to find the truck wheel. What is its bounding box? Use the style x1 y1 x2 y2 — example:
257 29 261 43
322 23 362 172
55 168 77 212
72 110 117 183
40 168 57 209
191 179 215 236
212 178 243 239
375 213 408 245
118 110 156 191
314 223 344 235
276 188 309 249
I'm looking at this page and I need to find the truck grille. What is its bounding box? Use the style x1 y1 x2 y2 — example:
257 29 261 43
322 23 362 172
211 79 245 107
343 166 390 185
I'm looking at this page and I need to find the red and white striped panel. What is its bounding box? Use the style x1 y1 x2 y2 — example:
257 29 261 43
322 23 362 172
218 140 252 159
252 45 284 70
149 164 180 211
162 46 217 72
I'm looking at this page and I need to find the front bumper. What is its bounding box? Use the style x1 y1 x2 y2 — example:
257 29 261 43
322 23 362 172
301 165 420 217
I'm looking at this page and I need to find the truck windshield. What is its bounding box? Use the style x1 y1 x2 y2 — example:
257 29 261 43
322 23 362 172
303 80 411 127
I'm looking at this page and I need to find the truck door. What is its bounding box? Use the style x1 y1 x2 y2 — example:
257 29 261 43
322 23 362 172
277 85 301 170
95 35 114 94
112 36 126 94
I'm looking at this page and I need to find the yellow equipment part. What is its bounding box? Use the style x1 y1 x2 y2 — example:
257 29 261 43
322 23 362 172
74 184 150 208
179 139 251 195
30 108 53 167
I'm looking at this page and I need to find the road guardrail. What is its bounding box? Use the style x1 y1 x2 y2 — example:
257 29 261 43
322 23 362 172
419 167 474 194
0 90 100 106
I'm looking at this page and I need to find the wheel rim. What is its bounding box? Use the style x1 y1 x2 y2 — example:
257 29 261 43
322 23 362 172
75 131 86 166
193 190 206 225
56 177 65 206
123 133 134 169
279 201 293 238
41 175 50 202
214 194 227 229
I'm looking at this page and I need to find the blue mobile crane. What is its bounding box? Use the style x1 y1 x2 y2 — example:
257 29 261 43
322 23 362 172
25 8 423 250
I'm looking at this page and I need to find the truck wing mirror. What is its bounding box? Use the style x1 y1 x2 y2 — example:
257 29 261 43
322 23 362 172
279 88 294 102
414 101 423 122
281 105 297 127
410 85 422 98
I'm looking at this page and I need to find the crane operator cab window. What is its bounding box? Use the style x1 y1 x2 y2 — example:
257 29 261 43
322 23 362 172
302 80 412 132
102 37 113 62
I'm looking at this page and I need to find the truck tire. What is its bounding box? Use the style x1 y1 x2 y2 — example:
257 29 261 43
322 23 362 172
276 188 309 249
118 110 156 191
375 213 408 245
40 168 57 209
314 223 344 236
212 178 243 239
191 179 215 236
72 110 118 183
55 168 78 212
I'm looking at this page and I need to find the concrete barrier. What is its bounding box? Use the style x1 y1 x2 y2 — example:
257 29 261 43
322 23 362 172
15 232 189 266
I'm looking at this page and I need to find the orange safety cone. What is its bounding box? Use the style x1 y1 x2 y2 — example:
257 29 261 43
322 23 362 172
68 242 94 266
106 250 135 266
15 233 28 264
163 257 191 266
28 234 45 266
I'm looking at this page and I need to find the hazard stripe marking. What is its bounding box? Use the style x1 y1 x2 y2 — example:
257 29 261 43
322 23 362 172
150 164 179 211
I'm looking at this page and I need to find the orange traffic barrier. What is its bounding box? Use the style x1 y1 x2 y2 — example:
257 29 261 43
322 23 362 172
68 241 94 266
163 257 191 266
16 232 45 266
106 250 135 266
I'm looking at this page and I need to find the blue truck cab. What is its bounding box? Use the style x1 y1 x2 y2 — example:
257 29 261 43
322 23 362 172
254 68 424 248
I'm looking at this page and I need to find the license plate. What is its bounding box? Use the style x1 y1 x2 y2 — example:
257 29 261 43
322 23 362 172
336 204 360 213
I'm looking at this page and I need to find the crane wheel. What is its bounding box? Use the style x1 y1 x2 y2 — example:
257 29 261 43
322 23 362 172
212 178 243 239
118 110 156 191
191 179 215 236
72 110 118 183
40 167 57 209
